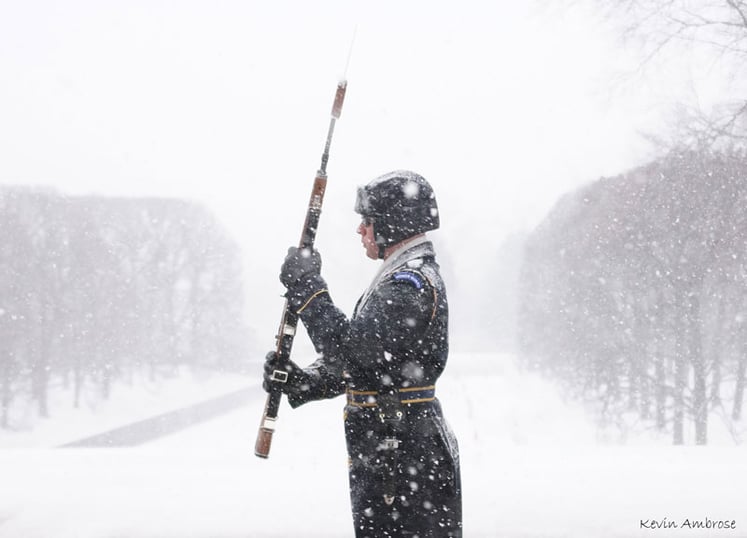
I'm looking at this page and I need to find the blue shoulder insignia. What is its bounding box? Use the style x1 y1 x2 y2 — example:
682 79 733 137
392 270 425 289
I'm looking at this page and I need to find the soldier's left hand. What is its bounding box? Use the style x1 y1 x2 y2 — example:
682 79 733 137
262 350 307 395
279 246 322 289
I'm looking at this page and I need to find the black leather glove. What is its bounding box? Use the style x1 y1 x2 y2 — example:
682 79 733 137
280 246 322 289
262 351 310 396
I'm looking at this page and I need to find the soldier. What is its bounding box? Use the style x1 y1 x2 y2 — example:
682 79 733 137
263 170 462 537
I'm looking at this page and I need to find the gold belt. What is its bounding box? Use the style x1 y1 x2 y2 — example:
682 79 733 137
346 385 436 407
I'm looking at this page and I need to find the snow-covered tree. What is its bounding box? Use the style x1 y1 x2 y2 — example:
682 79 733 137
519 149 747 444
0 188 250 427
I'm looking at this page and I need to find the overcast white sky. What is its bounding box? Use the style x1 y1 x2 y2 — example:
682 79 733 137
0 0 716 350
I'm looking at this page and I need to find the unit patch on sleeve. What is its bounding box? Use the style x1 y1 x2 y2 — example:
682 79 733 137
391 270 425 289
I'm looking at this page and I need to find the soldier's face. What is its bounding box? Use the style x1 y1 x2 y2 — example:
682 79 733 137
357 220 379 260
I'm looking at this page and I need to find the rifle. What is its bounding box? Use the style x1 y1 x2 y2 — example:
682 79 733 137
255 81 348 458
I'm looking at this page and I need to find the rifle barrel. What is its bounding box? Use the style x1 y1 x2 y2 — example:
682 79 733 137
255 81 348 459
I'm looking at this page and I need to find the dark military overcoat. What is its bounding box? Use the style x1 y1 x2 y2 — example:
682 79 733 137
285 238 462 538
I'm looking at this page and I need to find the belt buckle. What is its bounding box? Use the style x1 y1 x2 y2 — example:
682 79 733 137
377 392 403 423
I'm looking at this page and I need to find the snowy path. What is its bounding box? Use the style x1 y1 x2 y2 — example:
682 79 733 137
60 387 257 447
1 353 746 537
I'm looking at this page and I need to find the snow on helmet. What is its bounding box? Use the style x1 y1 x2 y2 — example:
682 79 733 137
355 170 439 256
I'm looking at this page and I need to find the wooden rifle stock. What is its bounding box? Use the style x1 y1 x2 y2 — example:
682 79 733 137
255 81 348 458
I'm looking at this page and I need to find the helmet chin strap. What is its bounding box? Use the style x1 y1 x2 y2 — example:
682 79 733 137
372 222 386 259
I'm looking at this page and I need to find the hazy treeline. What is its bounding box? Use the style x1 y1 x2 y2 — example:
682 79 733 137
519 149 747 444
0 187 249 428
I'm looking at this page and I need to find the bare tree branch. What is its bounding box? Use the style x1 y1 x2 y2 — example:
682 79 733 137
587 0 747 149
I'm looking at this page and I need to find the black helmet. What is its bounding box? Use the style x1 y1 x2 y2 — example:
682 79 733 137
355 170 439 256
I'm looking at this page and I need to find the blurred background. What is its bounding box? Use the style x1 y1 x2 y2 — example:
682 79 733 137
1 0 746 446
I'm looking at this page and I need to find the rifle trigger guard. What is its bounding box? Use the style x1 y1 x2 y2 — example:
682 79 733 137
271 370 289 383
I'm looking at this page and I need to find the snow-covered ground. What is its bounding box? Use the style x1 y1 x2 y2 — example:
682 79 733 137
0 367 252 449
1 352 746 538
